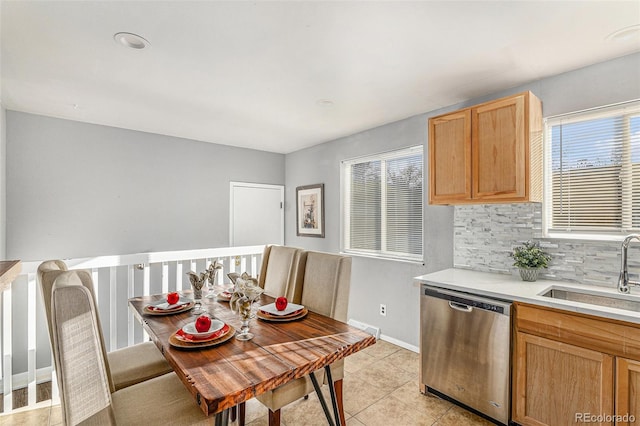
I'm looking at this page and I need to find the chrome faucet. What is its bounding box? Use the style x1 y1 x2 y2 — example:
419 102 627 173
618 234 640 294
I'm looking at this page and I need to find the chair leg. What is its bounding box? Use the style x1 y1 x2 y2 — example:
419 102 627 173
334 379 346 426
268 408 281 426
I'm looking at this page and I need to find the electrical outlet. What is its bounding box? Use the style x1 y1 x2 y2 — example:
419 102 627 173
379 304 387 316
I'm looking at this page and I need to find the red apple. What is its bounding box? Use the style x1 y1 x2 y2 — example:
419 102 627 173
195 315 212 333
167 292 179 305
275 296 288 311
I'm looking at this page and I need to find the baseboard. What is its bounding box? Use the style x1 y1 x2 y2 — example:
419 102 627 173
379 334 419 353
347 318 419 353
347 319 381 339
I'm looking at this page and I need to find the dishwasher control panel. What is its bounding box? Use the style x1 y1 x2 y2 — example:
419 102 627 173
423 286 510 315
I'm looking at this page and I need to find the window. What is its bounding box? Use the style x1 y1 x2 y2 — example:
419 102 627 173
341 146 423 262
545 100 640 236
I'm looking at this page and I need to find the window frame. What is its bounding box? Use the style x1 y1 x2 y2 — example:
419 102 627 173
340 145 424 263
543 100 640 240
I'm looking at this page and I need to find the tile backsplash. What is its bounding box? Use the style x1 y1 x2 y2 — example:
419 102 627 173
453 203 640 288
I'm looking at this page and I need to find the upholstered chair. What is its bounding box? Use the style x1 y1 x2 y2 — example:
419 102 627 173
38 260 172 392
246 250 352 426
49 270 212 425
257 245 306 302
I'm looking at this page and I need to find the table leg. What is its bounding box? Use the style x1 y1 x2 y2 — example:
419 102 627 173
309 372 336 426
325 365 341 426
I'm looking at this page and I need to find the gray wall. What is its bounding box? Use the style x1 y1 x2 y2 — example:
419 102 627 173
6 112 285 260
285 110 455 348
284 52 640 349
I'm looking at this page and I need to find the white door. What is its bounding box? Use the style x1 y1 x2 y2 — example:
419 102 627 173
230 182 284 246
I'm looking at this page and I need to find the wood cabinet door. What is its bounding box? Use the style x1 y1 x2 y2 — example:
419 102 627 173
514 332 614 426
472 93 527 201
616 357 640 425
428 109 471 204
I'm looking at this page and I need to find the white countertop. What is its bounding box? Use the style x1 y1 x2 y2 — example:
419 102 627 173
415 268 640 325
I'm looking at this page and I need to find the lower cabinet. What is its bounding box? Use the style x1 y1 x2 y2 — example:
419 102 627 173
514 332 614 425
513 303 640 426
617 358 640 426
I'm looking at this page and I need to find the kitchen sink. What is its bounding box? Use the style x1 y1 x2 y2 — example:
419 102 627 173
541 287 640 313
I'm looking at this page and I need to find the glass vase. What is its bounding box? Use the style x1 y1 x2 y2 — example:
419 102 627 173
235 299 255 341
191 282 205 315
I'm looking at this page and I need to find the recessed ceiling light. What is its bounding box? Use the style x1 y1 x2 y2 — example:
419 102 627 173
606 24 640 42
316 99 334 107
113 32 150 49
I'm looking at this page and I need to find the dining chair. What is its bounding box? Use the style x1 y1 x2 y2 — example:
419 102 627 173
257 245 307 302
49 269 213 425
38 260 172 392
244 250 352 426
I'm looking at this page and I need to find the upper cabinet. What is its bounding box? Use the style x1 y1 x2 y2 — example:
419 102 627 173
428 91 543 205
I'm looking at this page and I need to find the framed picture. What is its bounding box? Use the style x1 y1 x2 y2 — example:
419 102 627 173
296 184 325 238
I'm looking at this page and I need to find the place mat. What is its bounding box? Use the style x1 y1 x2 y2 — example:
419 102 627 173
143 301 194 316
169 324 236 349
256 307 308 322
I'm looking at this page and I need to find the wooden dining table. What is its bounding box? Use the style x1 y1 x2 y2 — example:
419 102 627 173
128 293 376 424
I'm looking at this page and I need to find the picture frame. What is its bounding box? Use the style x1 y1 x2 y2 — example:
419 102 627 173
296 184 325 238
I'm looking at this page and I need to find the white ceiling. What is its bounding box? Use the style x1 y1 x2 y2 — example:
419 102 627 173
1 1 639 154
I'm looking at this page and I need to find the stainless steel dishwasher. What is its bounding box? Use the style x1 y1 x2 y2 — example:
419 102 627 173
420 285 511 425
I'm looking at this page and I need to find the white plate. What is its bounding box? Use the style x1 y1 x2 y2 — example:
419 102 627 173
182 319 225 338
150 297 191 311
259 302 304 316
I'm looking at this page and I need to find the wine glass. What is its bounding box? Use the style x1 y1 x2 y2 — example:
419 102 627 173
235 297 255 341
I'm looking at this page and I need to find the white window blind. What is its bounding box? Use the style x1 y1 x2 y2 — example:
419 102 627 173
341 146 423 262
545 100 640 235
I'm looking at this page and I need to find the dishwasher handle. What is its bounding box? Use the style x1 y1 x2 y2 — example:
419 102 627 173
448 301 473 312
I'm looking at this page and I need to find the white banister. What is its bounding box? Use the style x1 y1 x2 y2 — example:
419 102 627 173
161 262 169 294
27 273 36 407
2 287 13 412
1 245 265 413
127 265 135 348
109 266 118 353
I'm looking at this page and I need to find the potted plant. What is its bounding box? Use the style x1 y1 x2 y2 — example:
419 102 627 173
510 241 551 282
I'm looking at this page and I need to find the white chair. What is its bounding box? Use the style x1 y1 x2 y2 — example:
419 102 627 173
244 250 352 426
49 269 213 425
38 260 172 392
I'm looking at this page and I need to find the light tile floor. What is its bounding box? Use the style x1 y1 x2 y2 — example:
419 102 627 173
0 340 493 426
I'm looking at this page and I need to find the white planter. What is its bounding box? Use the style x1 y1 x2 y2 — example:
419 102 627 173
519 267 540 282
